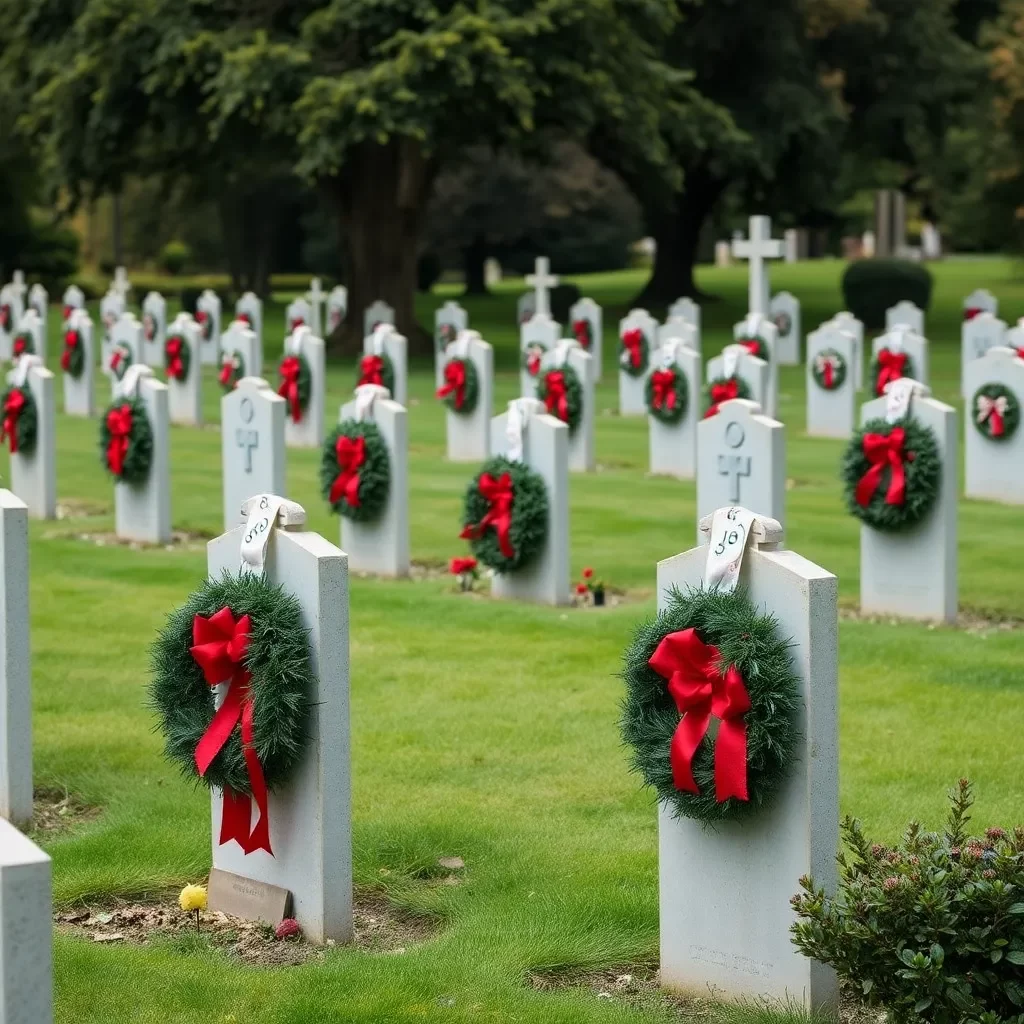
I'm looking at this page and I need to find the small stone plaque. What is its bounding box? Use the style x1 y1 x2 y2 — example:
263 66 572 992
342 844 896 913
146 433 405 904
207 867 292 925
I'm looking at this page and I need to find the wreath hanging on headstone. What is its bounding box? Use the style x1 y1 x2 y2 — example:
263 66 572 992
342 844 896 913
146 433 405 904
811 349 847 391
164 333 191 382
319 421 391 522
703 376 751 418
0 304 11 332
436 322 458 354
357 351 395 395
460 456 548 573
194 310 212 341
536 364 583 433
61 326 85 378
0 384 37 455
436 357 479 415
99 397 154 483
219 351 246 393
572 318 593 350
277 352 312 423
109 342 133 382
841 416 941 533
646 364 689 424
773 312 792 337
619 327 650 377
620 585 800 825
736 334 770 363
12 332 34 359
148 571 314 856
869 347 915 398
521 341 548 378
143 314 156 343
971 383 1020 442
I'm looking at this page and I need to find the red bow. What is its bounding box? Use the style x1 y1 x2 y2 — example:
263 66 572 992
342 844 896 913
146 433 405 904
704 378 740 419
359 354 385 388
964 307 981 322
460 472 515 559
277 355 302 422
855 427 908 508
875 348 907 396
0 306 10 331
650 369 678 412
526 349 543 377
1 389 26 454
739 337 763 359
165 336 185 380
191 607 272 856
621 328 644 369
573 319 591 349
823 360 834 388
61 330 79 372
449 556 478 575
329 435 365 507
436 359 467 410
105 403 133 476
541 370 569 422
648 628 750 802
62 304 73 322
110 348 124 372
12 336 27 358
290 317 304 331
218 357 235 388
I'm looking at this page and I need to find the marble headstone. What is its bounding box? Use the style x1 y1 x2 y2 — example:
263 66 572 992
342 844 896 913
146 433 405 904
362 300 394 339
363 324 408 408
0 285 26 363
668 297 701 334
327 286 348 333
770 291 801 366
806 326 857 439
871 326 929 392
569 297 603 382
196 289 222 364
219 320 263 382
281 327 326 449
963 288 998 319
141 291 167 367
658 317 700 358
734 312 779 417
14 309 45 365
165 313 203 426
434 300 469 388
440 331 493 463
538 339 595 473
286 297 312 333
520 313 561 399
235 292 263 348
829 312 864 390
307 277 325 336
961 313 1006 397
885 300 925 336
61 285 85 324
6 357 56 520
61 310 95 417
618 309 658 416
706 345 770 418
963 347 1024 505
648 337 701 480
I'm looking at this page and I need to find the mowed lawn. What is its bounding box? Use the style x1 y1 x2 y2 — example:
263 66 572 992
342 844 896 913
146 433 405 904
10 258 1024 1023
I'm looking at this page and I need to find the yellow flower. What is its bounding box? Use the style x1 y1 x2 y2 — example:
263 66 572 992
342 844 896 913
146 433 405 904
178 884 208 913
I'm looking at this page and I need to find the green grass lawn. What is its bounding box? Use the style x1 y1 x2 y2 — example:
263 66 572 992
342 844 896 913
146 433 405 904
12 257 1024 1023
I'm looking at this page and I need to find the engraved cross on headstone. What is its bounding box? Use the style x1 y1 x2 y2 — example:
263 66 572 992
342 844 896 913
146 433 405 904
525 257 559 318
236 396 259 473
718 454 751 503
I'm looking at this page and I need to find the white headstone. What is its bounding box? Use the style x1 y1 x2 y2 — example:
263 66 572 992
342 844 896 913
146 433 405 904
1 284 26 362
5 358 56 520
659 317 700 358
525 256 559 317
484 258 502 287
235 292 263 350
871 326 929 393
1007 317 1024 354
657 511 838 1011
885 300 925 336
363 324 408 408
221 379 287 532
517 292 536 325
280 327 325 449
961 312 1006 397
963 288 997 319
113 367 171 544
784 227 799 262
731 215 784 315
27 284 47 344
61 286 85 324
0 490 31 826
13 309 45 365
806 326 857 439
648 338 701 480
99 291 125 361
706 345 770 419
434 300 469 388
696 399 785 539
165 313 203 426
618 309 658 415
219 320 263 383
0 819 53 1023
489 399 569 605
539 339 595 472
141 292 167 368
828 312 864 390
964 347 1024 505
859 382 957 622
520 312 561 398
307 278 325 336
338 387 410 578
362 300 394 339
733 313 779 417
668 297 701 334
196 290 222 364
207 497 352 944
61 310 95 417
440 331 493 462
327 286 348 333
106 313 143 397
286 297 312 334
769 291 801 366
112 265 131 300
569 298 603 382
714 241 732 267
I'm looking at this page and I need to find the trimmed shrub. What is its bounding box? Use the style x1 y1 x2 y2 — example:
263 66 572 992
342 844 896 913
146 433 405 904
841 259 933 330
160 241 192 276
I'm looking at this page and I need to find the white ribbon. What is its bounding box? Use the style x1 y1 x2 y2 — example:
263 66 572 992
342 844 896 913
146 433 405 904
884 377 917 424
116 363 152 401
447 329 473 361
659 338 684 368
722 344 744 378
506 398 543 462
284 326 306 357
549 338 577 369
354 383 389 422
703 506 757 594
11 354 41 388
239 493 285 576
976 394 1008 426
369 323 391 356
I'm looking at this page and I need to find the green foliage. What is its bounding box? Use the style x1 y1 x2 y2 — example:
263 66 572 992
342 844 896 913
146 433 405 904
159 241 191 276
644 363 688 424
148 572 313 796
536 363 583 434
319 421 391 523
842 417 941 534
811 349 848 392
278 351 312 420
619 586 800 826
219 350 245 394
99 397 153 484
792 779 1024 1024
438 356 479 416
703 376 752 416
736 334 769 363
1 385 37 456
461 456 547 574
61 326 85 379
19 221 80 293
971 383 1021 442
842 260 933 330
357 351 396 397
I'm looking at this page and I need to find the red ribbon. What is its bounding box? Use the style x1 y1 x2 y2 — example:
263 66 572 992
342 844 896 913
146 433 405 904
195 310 209 339
703 378 740 419
648 628 750 802
12 336 27 358
191 608 272 856
621 328 644 369
739 337 763 359
110 348 123 373
62 304 73 322
964 307 981 322
290 317 304 331
165 336 184 380
1 389 26 454
105 403 133 475
460 472 515 558
855 427 908 507
328 435 365 507
218 357 235 388
573 319 591 349
237 313 252 327
277 356 302 422
823 360 834 388
61 330 79 372
359 354 385 388
650 369 678 412
436 359 467 410
526 349 543 377
875 348 907 396
541 370 568 422
0 306 9 331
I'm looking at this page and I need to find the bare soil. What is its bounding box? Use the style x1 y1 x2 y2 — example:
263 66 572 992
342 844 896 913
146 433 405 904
30 786 102 839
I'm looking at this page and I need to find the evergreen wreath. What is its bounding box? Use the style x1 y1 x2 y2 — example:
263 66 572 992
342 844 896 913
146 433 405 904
319 420 391 522
219 350 246 393
620 585 800 825
869 348 915 397
0 385 38 455
99 397 154 483
811 349 847 391
356 351 396 395
572 318 594 350
12 332 34 358
61 327 85 378
619 327 650 377
703 375 751 417
536 363 583 433
109 342 133 381
277 351 312 422
437 356 479 415
841 416 941 533
521 341 548 378
148 571 313 796
0 304 11 331
194 310 213 341
460 456 548 574
971 383 1020 443
164 333 191 382
736 334 770 363
143 313 156 342
435 321 458 353
645 364 689 424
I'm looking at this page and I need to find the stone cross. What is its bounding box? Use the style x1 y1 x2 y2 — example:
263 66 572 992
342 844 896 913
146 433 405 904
165 313 203 426
964 347 1024 505
525 257 559 318
364 324 408 407
307 278 325 336
731 216 784 315
62 310 95 418
207 497 352 944
568 297 603 382
617 308 659 415
805 325 856 439
283 327 326 449
657 510 838 1011
6 358 56 520
648 339 701 480
112 265 131 299
442 331 493 462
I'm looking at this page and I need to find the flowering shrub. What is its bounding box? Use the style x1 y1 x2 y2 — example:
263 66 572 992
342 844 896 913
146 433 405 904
791 780 1024 1024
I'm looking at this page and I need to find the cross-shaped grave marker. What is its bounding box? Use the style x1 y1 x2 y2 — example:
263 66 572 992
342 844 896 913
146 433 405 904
732 216 784 316
525 257 559 318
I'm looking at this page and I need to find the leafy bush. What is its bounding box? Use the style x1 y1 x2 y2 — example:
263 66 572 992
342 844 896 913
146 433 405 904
160 241 191 276
20 221 79 293
841 259 933 329
792 780 1024 1024
550 283 582 323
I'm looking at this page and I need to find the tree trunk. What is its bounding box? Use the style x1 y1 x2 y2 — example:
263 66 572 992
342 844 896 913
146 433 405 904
218 193 244 294
330 139 436 357
462 235 489 296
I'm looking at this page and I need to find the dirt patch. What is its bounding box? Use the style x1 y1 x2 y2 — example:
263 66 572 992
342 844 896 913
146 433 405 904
47 529 214 552
839 603 1021 634
30 786 102 839
56 890 440 967
56 499 111 520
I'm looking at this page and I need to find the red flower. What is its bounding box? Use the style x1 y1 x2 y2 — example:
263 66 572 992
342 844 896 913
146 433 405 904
582 567 594 579
449 556 478 576
275 918 301 940
576 583 588 595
